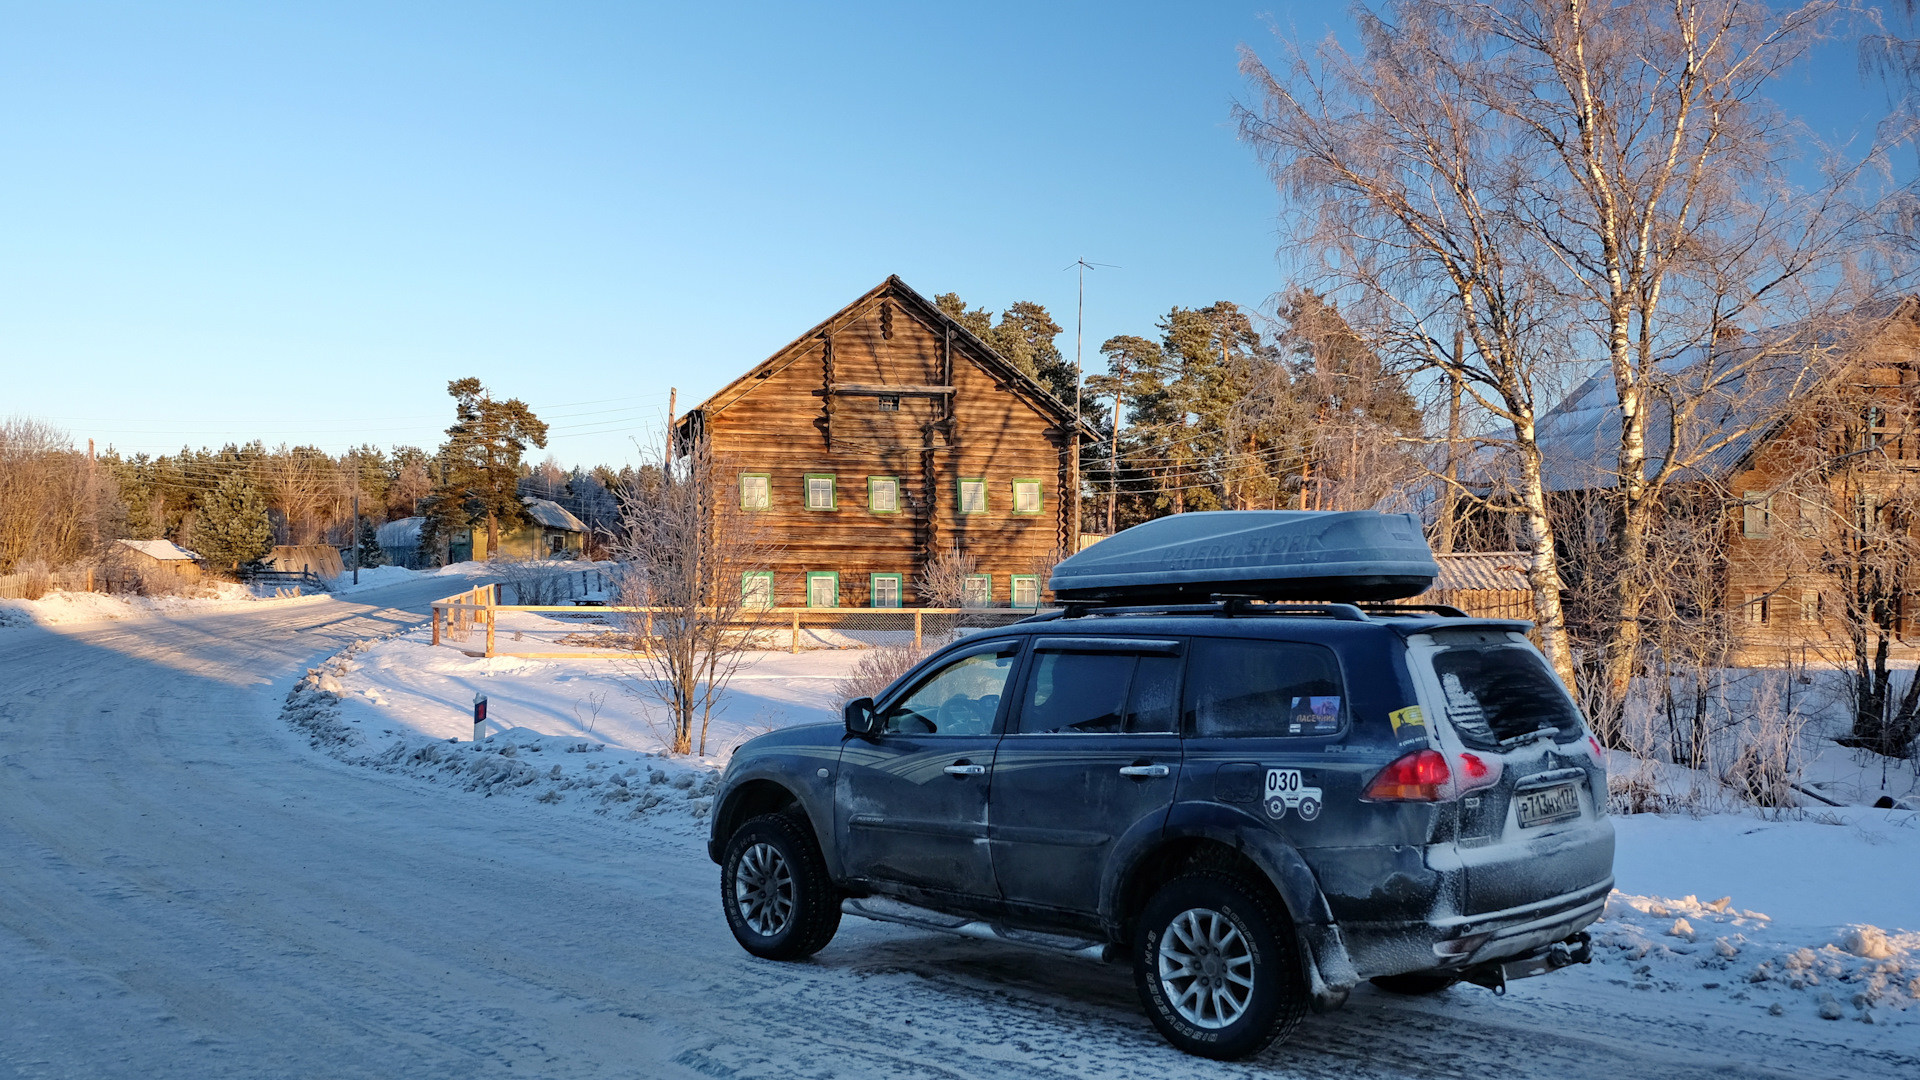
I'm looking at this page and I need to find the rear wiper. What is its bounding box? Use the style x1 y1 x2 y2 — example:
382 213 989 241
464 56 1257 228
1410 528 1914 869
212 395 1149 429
1499 725 1560 748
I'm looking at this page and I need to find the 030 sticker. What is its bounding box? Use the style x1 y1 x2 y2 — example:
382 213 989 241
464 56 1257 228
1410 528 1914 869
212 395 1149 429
1264 768 1323 822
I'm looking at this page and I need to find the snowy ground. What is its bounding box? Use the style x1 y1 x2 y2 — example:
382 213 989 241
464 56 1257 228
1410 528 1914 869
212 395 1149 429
0 562 491 628
3 581 1919 1078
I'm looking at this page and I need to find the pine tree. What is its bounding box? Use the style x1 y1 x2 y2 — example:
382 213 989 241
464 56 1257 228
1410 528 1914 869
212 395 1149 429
196 469 273 570
423 378 549 560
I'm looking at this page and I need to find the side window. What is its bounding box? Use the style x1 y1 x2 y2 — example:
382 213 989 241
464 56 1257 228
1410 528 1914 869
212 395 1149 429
1186 639 1347 738
881 646 1016 736
1016 648 1186 735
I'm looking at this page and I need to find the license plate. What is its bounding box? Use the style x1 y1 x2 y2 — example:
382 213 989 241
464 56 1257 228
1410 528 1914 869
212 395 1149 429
1516 782 1581 828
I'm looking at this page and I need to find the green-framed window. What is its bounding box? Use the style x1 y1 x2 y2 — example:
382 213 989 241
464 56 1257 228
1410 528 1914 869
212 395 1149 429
739 473 771 511
962 573 992 608
868 476 900 513
1010 574 1040 609
741 571 774 609
1011 479 1043 514
806 571 839 608
958 477 988 514
804 474 837 511
870 573 903 608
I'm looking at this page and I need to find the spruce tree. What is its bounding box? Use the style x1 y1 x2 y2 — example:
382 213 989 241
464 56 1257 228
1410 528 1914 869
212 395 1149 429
355 516 387 569
197 469 273 570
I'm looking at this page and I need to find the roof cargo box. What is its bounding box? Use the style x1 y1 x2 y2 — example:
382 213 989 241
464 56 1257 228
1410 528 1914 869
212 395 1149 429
1049 510 1438 604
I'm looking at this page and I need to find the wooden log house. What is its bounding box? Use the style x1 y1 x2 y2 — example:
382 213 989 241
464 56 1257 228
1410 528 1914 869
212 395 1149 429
673 276 1096 609
1536 297 1920 664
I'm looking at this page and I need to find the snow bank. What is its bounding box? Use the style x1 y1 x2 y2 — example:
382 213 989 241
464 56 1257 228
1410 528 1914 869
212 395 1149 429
0 582 264 626
282 629 868 828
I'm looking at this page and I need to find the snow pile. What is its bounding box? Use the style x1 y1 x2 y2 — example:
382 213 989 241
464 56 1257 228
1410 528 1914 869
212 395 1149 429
0 582 264 626
1590 891 1919 1026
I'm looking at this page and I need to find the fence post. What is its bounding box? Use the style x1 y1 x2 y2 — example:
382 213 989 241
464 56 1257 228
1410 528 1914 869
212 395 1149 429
485 588 496 657
914 609 923 649
432 604 441 646
791 610 800 654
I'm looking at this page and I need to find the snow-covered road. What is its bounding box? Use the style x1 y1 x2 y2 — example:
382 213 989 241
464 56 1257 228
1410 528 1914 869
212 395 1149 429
2 581 1915 1079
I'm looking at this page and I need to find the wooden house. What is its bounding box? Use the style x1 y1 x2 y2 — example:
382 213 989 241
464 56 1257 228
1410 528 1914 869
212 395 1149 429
674 276 1096 608
1536 299 1920 664
381 499 588 567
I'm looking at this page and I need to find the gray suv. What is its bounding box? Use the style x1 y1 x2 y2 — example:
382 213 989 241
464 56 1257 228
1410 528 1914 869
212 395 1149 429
708 599 1614 1059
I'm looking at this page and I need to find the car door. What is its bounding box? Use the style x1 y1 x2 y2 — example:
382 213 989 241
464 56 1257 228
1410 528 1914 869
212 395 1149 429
989 636 1184 914
1176 636 1371 854
836 637 1021 900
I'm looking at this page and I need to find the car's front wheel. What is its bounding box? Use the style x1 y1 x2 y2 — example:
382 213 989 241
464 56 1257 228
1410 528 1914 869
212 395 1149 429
1133 871 1307 1060
720 813 841 960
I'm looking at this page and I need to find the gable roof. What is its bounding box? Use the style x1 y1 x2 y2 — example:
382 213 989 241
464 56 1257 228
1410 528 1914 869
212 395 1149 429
676 275 1097 441
1535 298 1919 492
522 498 588 532
115 538 200 562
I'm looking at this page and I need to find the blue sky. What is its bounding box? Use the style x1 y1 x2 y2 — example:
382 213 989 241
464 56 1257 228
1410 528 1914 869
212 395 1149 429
0 2 1900 468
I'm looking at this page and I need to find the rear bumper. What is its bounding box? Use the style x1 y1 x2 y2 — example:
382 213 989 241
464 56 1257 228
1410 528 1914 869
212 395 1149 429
1335 876 1612 982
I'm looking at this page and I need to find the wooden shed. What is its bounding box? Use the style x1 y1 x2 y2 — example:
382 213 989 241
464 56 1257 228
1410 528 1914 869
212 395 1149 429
1421 551 1534 621
112 539 202 583
673 275 1096 608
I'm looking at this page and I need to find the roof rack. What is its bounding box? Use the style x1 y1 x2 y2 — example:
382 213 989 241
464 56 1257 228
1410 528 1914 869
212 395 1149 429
1356 602 1472 619
1045 598 1373 622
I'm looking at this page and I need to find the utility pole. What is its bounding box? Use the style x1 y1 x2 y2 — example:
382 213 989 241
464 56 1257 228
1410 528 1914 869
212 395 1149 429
351 488 360 584
666 387 678 465
1064 258 1115 548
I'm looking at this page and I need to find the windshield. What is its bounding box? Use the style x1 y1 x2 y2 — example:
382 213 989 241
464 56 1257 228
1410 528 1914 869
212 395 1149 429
1428 645 1584 749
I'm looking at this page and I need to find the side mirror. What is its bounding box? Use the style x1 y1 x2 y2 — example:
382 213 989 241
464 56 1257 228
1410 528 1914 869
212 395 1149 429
843 696 880 737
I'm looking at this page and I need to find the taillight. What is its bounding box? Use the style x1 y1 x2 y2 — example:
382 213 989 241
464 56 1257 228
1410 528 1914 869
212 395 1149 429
1456 751 1502 794
1586 735 1604 759
1365 749 1452 801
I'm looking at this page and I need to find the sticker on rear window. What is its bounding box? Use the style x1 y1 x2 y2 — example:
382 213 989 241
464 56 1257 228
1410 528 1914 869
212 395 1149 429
1286 696 1341 735
1264 768 1323 822
1389 706 1426 741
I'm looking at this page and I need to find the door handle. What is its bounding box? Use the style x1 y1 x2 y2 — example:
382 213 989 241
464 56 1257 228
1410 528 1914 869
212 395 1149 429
944 763 988 776
1119 764 1171 778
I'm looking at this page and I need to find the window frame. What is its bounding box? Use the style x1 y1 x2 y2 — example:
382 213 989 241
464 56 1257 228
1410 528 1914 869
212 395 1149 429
957 477 988 515
1011 478 1043 515
868 476 900 514
869 572 903 608
739 472 772 512
741 570 775 610
1181 637 1352 740
961 573 993 608
1742 490 1772 539
1010 574 1040 609
803 473 837 512
806 571 840 608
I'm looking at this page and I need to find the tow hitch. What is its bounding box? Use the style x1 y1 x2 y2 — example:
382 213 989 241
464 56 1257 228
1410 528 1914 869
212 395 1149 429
1463 931 1593 996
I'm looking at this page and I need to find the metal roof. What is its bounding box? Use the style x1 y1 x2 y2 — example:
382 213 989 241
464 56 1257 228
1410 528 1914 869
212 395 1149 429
1432 551 1529 591
1535 299 1916 492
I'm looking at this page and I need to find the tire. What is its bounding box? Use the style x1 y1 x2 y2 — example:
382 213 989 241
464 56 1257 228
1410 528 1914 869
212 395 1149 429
719 812 842 960
1369 973 1459 996
1133 870 1308 1060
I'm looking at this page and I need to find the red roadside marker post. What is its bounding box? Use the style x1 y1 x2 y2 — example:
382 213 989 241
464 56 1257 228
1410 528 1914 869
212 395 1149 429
473 692 488 743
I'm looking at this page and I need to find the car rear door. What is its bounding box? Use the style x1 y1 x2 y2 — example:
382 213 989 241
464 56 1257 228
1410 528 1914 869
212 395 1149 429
988 636 1184 914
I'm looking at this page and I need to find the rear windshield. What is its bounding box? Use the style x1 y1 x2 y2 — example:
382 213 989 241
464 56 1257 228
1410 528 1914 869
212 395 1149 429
1428 645 1583 748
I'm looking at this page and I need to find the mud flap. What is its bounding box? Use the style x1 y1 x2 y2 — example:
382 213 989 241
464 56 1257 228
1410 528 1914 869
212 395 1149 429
1298 924 1356 1013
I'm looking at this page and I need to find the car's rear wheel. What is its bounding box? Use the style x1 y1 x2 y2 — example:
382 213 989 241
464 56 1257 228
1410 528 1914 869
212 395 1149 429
720 813 841 960
1133 871 1307 1060
1369 973 1459 996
